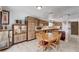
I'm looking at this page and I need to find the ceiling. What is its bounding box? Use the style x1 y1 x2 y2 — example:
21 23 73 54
2 6 79 21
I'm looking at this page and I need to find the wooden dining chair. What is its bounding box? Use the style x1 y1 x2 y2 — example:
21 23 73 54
36 32 44 46
42 32 60 51
36 32 52 51
42 32 52 50
51 31 62 50
36 32 43 41
55 32 62 45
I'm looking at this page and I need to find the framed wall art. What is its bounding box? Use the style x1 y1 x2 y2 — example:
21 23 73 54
2 10 9 25
0 11 2 25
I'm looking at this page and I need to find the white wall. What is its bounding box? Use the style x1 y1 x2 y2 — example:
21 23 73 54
2 6 79 30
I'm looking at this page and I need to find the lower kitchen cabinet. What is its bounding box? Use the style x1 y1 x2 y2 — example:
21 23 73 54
0 30 10 50
12 24 27 44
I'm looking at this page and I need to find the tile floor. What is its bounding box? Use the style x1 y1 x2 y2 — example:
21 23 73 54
3 37 79 52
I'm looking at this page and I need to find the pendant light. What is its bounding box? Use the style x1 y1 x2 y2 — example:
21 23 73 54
48 12 54 27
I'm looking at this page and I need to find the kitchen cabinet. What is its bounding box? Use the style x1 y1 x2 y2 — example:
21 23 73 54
9 30 13 46
26 16 48 40
12 24 27 44
0 30 10 50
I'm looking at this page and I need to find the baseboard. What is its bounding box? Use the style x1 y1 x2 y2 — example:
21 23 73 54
0 46 12 51
0 39 36 51
27 38 35 41
13 40 28 45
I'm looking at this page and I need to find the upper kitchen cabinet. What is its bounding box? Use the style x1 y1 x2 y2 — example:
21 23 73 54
38 19 48 26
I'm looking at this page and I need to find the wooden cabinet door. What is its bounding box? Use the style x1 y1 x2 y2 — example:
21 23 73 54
14 35 20 43
0 31 9 50
27 16 48 40
39 20 48 26
28 19 35 40
20 33 26 41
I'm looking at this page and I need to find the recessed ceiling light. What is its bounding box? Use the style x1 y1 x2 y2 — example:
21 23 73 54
36 6 42 10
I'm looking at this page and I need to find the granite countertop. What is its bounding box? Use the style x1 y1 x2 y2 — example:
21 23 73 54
35 26 60 32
